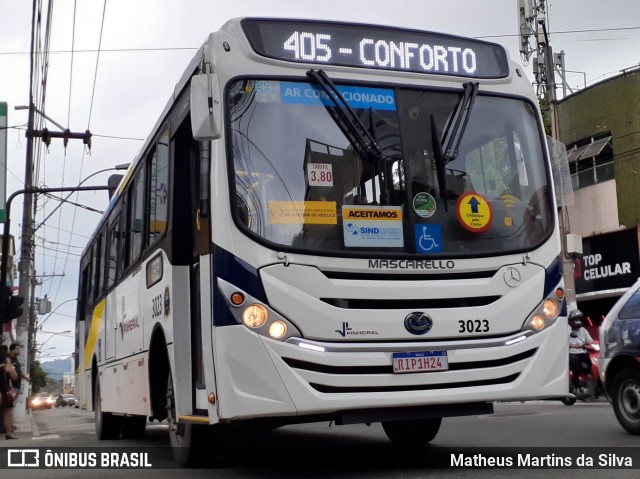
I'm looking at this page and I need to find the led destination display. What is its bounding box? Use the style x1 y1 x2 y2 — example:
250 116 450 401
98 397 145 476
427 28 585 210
242 18 509 79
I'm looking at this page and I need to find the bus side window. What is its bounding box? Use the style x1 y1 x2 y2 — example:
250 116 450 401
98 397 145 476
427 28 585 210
95 229 106 299
87 246 96 306
129 168 144 263
107 213 120 290
148 128 170 245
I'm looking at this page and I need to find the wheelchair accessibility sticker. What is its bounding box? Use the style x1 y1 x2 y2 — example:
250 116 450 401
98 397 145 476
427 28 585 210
415 224 442 253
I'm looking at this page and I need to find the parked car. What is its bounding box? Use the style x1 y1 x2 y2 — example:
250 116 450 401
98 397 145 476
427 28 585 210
29 393 52 410
55 394 77 407
600 277 640 434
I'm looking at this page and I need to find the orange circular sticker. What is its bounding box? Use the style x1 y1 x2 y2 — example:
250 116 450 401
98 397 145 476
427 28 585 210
456 192 493 233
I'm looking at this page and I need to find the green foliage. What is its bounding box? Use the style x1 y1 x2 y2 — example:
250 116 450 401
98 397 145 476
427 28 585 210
29 360 49 394
45 377 63 394
539 98 552 136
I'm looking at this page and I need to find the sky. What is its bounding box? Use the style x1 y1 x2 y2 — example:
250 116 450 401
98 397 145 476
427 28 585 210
1 0 639 362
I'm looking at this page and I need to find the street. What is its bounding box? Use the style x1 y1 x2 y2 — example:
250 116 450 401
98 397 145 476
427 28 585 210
2 399 638 478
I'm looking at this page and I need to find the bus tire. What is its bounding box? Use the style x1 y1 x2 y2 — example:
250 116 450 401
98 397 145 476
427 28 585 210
382 417 442 446
121 415 147 439
612 368 640 435
561 396 577 406
166 370 216 467
95 375 122 440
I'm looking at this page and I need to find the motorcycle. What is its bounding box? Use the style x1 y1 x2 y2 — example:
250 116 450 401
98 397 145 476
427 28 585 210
562 342 603 405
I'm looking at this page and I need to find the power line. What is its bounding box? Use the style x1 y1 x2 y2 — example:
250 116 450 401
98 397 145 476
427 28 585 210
2 24 638 57
0 46 198 56
478 25 640 40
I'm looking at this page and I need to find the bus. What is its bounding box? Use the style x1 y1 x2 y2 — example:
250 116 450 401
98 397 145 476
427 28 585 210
75 17 568 466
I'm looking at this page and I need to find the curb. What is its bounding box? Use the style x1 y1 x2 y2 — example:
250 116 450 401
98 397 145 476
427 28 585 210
29 411 40 437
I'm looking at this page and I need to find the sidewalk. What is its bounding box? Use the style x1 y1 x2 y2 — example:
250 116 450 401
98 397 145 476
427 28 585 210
1 409 37 442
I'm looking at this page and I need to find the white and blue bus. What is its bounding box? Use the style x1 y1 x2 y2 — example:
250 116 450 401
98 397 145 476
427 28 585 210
75 18 568 466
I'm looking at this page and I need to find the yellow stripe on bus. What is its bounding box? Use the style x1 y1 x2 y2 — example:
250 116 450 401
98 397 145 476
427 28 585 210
117 166 135 195
84 299 106 370
177 415 210 424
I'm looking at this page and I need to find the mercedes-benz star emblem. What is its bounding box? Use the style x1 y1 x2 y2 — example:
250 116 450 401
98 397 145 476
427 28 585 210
404 312 433 335
503 267 522 288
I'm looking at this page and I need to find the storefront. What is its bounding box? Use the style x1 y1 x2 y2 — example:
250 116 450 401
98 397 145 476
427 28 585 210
574 227 640 337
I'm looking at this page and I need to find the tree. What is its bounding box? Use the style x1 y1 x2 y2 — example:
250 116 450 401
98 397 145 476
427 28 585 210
539 97 552 137
29 360 49 394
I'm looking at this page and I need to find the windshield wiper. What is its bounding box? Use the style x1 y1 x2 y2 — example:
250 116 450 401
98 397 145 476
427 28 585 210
306 69 382 161
441 81 479 163
432 82 479 212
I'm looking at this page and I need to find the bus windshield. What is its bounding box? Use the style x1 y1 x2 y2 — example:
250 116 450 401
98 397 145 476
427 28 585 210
229 78 552 256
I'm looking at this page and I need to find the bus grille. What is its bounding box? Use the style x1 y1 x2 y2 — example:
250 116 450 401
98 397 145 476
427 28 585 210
281 348 535 394
309 373 520 394
320 296 500 309
282 348 536 375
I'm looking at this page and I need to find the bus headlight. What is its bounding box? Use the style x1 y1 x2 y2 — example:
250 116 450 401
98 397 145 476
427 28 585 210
218 278 301 341
530 314 545 331
269 321 287 339
522 295 563 334
542 299 559 319
242 304 268 328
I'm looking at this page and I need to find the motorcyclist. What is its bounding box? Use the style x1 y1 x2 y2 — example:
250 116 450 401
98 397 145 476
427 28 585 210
568 309 594 394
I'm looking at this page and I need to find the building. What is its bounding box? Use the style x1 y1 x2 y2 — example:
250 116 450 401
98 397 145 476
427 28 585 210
557 66 640 334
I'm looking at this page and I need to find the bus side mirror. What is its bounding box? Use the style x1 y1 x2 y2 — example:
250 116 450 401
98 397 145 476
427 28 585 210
190 74 222 140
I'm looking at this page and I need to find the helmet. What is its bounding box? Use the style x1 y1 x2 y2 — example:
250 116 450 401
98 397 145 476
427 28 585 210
568 309 583 329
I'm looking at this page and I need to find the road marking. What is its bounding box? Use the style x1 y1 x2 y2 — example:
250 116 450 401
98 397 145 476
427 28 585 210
32 434 61 440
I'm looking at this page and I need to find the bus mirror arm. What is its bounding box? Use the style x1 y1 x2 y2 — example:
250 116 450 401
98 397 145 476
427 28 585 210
190 73 222 140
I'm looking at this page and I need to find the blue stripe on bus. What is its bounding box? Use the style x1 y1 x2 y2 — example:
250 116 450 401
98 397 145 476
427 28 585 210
544 255 563 299
213 246 267 326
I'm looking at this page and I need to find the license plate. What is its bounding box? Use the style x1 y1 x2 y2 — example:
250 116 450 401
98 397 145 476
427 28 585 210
392 351 448 374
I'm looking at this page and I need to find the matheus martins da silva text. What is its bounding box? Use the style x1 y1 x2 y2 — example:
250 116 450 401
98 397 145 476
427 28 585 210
451 453 633 468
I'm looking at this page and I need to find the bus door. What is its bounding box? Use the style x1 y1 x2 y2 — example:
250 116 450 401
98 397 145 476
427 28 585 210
173 120 211 399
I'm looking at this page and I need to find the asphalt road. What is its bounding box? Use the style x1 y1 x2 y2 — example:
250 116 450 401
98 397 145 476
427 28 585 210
3 399 639 478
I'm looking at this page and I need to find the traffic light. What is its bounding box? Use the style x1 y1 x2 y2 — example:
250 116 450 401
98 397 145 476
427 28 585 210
1 285 24 323
8 292 24 320
1 285 10 323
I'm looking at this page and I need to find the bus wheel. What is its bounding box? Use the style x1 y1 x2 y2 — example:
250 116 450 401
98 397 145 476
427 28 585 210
561 396 577 406
95 375 121 440
382 417 442 446
166 371 213 467
121 415 147 439
612 368 640 435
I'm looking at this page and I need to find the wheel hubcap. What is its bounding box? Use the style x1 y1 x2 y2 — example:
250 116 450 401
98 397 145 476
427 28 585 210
621 382 640 419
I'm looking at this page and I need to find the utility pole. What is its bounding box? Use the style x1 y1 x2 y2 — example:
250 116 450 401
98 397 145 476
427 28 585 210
13 0 39 427
520 0 578 310
13 22 93 428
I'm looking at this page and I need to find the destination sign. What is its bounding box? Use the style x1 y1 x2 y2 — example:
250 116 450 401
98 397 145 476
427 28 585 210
242 18 509 79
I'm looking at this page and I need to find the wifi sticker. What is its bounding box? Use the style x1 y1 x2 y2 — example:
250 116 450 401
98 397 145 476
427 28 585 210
500 195 517 227
500 194 517 210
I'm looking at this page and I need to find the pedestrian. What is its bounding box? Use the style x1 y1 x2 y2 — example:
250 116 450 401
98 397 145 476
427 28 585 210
8 343 30 398
0 347 19 439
